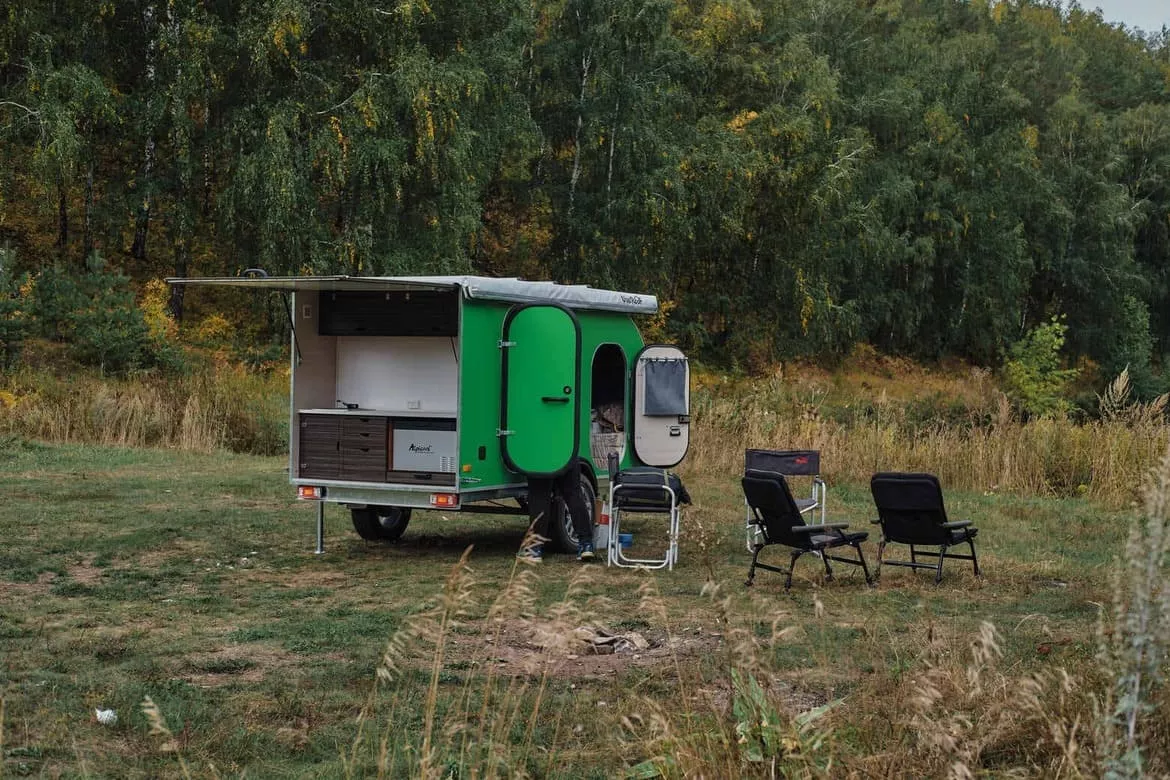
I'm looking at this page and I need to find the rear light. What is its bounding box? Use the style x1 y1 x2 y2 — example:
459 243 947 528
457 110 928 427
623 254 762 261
298 486 323 500
430 493 458 508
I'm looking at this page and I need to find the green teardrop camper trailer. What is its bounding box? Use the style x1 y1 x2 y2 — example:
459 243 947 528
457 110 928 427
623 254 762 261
167 275 691 553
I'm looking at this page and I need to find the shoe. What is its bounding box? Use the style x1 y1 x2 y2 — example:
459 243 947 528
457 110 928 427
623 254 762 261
517 544 544 563
576 541 595 562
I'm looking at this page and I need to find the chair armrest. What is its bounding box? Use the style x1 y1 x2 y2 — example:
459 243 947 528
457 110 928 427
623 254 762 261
792 523 850 533
942 520 972 530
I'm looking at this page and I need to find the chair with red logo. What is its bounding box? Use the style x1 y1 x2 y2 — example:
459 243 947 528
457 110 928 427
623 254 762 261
742 466 871 590
744 450 826 552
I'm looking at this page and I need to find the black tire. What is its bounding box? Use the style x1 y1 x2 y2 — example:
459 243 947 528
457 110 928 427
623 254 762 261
549 471 597 553
351 506 412 542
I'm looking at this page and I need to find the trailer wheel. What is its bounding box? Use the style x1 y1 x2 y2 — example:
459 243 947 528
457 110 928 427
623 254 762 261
550 474 596 553
351 506 412 542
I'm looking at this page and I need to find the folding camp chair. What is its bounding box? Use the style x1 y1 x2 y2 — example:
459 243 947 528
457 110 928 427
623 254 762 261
744 450 827 552
742 469 871 590
606 452 689 570
869 472 981 584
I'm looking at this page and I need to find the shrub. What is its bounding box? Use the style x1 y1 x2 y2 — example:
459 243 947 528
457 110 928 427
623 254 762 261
68 254 152 375
28 263 84 341
0 248 29 369
1003 316 1079 418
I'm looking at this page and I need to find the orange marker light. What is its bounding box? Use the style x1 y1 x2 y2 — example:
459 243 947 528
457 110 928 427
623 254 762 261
462 464 473 473
297 486 323 500
430 493 459 508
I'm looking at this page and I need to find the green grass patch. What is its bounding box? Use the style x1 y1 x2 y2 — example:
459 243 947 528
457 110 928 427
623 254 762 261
0 440 1162 777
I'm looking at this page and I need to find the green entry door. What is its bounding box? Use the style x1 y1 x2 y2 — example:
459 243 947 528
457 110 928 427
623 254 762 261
500 305 582 477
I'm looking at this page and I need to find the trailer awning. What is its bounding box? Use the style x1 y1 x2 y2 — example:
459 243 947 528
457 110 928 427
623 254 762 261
166 275 659 314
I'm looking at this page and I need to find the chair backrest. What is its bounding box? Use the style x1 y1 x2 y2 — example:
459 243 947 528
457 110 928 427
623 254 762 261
742 469 808 547
745 449 820 477
869 472 952 545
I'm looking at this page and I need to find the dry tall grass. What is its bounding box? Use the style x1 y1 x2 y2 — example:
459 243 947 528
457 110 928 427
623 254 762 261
689 371 1169 506
3 348 1167 506
0 360 287 455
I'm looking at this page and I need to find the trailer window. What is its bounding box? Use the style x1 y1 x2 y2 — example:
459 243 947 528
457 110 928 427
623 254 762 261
642 357 688 416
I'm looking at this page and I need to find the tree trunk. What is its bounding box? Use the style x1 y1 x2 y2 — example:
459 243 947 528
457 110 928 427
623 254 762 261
56 173 69 260
170 238 189 321
130 138 155 262
133 4 159 264
567 50 592 219
83 164 94 260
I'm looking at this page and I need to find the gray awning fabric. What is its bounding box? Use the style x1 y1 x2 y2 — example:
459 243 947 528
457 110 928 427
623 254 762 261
164 276 456 293
166 275 659 314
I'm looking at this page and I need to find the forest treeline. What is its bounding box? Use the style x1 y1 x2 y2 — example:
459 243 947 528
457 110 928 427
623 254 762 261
0 0 1167 380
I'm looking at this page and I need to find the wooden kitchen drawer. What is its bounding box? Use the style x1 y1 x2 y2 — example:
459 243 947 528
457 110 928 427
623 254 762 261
341 416 388 436
339 440 388 482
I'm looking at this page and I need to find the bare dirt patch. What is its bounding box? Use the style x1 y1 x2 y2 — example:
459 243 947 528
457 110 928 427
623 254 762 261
66 556 104 585
246 569 353 589
180 645 342 689
439 616 830 717
136 539 211 568
0 577 51 599
444 616 725 682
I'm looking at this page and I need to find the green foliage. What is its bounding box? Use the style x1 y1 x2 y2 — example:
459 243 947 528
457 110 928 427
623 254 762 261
1105 296 1160 399
731 668 789 762
0 248 30 370
68 254 152 376
26 258 189 376
0 0 1168 379
1003 316 1080 418
29 264 84 341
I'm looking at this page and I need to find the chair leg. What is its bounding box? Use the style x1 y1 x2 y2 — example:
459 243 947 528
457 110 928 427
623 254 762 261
934 544 948 584
785 550 802 591
855 542 873 585
746 547 761 587
821 550 834 582
969 537 981 577
875 540 885 580
910 544 917 564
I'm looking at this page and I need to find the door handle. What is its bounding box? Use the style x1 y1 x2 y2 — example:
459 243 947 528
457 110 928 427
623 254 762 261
541 396 571 404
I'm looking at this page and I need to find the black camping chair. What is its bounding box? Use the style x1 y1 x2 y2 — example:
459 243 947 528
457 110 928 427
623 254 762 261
744 449 826 551
742 469 872 590
869 472 981 584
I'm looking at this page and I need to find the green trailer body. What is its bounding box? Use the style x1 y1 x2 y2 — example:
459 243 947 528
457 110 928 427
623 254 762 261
167 275 690 550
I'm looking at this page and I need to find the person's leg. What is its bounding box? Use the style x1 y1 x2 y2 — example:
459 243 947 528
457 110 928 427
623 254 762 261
523 477 555 560
558 463 595 559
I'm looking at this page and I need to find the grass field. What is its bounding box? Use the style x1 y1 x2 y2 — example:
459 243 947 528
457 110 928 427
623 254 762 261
0 437 1165 777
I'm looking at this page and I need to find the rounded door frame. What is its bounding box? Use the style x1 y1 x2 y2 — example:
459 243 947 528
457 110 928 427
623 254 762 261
499 303 583 478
